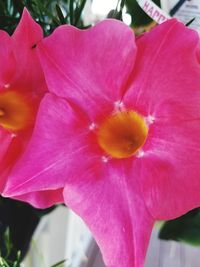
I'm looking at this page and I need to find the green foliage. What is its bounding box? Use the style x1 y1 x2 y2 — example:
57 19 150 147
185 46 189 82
0 0 163 34
0 228 21 267
107 0 126 20
159 208 200 246
0 0 88 35
0 196 59 265
0 0 160 35
0 227 67 267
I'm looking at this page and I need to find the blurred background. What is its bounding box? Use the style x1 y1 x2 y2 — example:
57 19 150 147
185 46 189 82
22 206 200 267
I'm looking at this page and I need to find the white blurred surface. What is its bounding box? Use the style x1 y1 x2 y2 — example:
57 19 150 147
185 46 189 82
83 0 131 25
91 0 118 16
22 206 200 267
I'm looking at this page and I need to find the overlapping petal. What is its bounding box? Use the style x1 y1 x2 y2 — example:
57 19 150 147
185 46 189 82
0 9 52 205
3 93 96 195
123 19 200 220
0 9 46 165
124 19 200 114
38 20 137 119
64 161 154 267
11 8 46 93
4 94 154 266
0 31 16 87
11 189 64 209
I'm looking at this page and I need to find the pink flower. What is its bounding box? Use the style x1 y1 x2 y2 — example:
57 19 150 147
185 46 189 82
0 9 63 207
4 19 200 266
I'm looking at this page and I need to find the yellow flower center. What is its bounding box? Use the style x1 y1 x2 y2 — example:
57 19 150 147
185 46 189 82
0 90 33 131
97 110 148 159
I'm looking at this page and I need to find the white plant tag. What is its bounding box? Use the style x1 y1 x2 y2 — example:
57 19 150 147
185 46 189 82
161 0 200 33
137 0 171 24
137 0 200 33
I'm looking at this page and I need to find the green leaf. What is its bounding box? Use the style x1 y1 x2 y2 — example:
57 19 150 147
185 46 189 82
74 0 87 26
4 228 12 258
0 226 22 267
120 0 126 10
159 208 200 246
0 257 10 267
107 9 122 20
56 4 66 25
69 0 74 25
0 1 6 15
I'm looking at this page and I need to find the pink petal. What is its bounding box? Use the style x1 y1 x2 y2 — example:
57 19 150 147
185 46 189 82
0 131 31 192
0 128 13 175
0 31 16 87
0 128 13 167
38 20 137 119
63 159 154 267
11 189 64 208
3 93 94 196
0 129 15 192
124 19 200 114
0 10 47 199
124 20 200 219
11 8 46 93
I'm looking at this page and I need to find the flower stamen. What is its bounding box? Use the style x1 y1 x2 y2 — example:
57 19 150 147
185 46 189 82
97 110 148 159
146 114 155 125
101 156 110 163
89 122 97 131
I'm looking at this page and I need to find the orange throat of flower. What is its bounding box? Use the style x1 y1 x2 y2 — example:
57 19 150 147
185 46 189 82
0 89 34 132
97 110 148 159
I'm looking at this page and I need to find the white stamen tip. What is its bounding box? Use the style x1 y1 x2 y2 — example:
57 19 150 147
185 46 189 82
89 122 97 131
11 133 17 138
4 84 10 89
114 100 124 110
101 156 109 163
146 115 155 125
136 150 145 158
